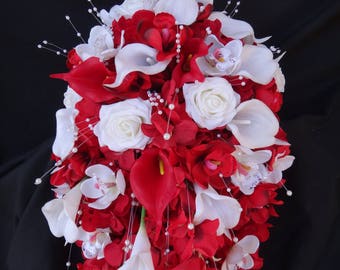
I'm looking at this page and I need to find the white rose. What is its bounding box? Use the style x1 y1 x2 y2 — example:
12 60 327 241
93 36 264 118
94 98 152 152
75 25 115 61
183 77 240 130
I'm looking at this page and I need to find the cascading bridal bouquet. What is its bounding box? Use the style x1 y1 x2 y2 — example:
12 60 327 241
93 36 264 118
39 0 295 269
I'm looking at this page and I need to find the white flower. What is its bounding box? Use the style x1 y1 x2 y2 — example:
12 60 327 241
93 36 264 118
209 12 270 44
197 36 243 76
193 184 242 236
154 0 199 25
52 108 78 160
198 34 278 85
41 183 84 243
262 154 295 184
100 0 158 25
52 183 71 199
227 99 279 149
105 43 171 88
274 67 286 92
80 164 126 209
222 235 260 270
231 146 272 194
75 25 117 61
63 86 82 109
118 221 154 270
94 98 152 152
81 228 112 260
183 77 240 130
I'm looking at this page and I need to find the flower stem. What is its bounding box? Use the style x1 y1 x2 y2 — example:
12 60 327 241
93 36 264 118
141 207 146 227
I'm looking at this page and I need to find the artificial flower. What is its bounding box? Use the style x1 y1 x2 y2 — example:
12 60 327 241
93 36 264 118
41 183 83 243
80 164 126 209
221 235 260 270
76 25 117 61
52 108 78 160
104 43 171 88
81 228 112 260
193 184 242 236
94 98 152 152
183 77 240 130
63 86 82 109
227 99 279 149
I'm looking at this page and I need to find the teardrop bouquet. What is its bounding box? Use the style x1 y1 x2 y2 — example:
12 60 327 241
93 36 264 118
41 0 295 269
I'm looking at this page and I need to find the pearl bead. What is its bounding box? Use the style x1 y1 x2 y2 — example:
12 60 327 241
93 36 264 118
34 178 42 185
187 223 194 230
163 133 171 140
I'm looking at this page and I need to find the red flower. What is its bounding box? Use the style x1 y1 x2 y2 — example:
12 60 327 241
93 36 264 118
186 140 237 188
255 79 283 112
130 148 180 225
172 38 208 87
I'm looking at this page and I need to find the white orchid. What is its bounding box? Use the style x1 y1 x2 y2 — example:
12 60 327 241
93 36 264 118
80 164 126 210
262 153 295 184
198 34 278 85
41 183 84 243
227 99 279 149
52 183 71 199
52 108 78 160
104 43 171 89
118 210 154 270
154 0 199 25
222 235 260 270
75 25 118 61
193 184 242 236
81 228 112 260
231 146 272 195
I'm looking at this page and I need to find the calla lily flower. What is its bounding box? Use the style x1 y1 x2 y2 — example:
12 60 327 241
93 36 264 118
41 183 83 243
118 210 155 270
209 12 270 44
193 184 242 236
52 108 78 160
80 164 126 210
222 235 260 270
227 99 279 149
154 0 199 25
105 43 171 88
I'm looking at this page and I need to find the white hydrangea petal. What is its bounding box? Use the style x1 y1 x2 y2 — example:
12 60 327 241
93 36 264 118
193 185 242 235
154 0 199 25
80 178 103 199
227 99 279 149
234 45 278 85
105 43 170 88
52 108 78 160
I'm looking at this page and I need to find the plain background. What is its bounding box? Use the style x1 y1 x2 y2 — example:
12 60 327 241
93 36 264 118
0 0 339 269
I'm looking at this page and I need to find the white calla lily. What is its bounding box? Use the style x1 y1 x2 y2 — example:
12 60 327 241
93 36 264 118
193 185 242 236
222 235 260 270
227 99 279 149
52 108 78 160
232 44 278 85
81 164 126 209
41 183 83 243
209 12 270 44
105 43 171 88
154 0 199 25
118 218 154 270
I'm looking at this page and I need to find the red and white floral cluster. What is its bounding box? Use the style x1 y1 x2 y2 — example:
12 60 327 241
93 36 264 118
42 0 294 269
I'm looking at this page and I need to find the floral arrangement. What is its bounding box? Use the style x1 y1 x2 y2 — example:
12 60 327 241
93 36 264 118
40 0 295 269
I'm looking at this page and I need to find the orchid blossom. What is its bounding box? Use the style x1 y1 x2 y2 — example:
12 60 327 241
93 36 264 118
80 164 126 210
